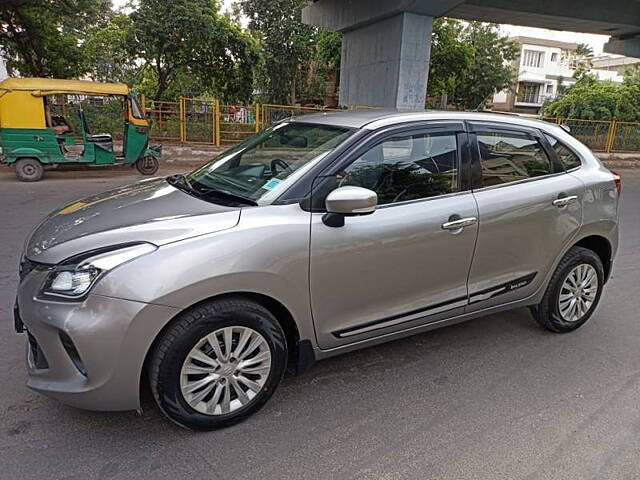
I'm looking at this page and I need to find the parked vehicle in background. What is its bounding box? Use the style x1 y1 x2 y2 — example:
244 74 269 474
0 78 161 181
14 110 620 430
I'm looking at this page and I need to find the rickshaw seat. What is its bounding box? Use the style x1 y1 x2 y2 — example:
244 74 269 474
87 134 113 153
86 134 112 143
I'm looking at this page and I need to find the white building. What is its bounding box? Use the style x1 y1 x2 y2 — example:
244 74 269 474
492 36 629 114
591 54 640 76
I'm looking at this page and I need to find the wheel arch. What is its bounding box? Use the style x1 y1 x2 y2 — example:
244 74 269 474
140 291 309 405
572 235 613 282
11 149 49 163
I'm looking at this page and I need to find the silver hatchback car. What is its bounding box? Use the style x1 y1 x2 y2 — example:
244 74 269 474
15 111 620 430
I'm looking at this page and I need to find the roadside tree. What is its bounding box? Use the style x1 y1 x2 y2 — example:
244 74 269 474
0 0 110 78
130 0 259 101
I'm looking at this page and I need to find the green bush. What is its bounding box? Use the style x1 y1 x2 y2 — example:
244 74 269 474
543 75 640 122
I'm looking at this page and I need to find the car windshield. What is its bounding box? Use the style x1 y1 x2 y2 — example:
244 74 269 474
184 122 353 204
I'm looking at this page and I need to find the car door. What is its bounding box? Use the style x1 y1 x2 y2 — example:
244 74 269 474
465 122 584 312
308 123 479 349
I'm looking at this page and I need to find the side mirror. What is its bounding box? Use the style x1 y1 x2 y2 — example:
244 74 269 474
322 186 377 227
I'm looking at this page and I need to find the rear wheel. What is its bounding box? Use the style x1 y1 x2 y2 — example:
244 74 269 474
149 297 287 430
531 247 604 333
135 156 159 175
15 158 44 182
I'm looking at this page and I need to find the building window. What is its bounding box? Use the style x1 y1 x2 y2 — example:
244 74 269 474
523 50 545 68
551 53 559 62
546 84 554 94
519 83 542 103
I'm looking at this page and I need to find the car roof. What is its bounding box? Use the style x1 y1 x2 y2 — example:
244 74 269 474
291 109 560 132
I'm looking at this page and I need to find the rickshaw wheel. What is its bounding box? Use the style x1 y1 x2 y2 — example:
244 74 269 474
15 158 44 182
136 156 159 176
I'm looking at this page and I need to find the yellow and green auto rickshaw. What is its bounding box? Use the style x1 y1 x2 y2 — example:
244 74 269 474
0 77 161 181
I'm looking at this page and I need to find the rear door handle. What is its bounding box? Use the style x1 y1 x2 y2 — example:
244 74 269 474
442 217 478 231
553 195 578 207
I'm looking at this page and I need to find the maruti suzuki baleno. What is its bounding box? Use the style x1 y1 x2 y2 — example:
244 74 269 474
15 111 621 430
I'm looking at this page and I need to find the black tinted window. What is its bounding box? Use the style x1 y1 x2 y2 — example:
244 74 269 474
545 134 582 170
338 132 459 205
477 131 553 187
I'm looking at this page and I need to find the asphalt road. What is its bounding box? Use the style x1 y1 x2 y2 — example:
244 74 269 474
1 166 639 480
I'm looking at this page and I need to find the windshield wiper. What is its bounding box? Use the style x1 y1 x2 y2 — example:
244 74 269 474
166 173 196 195
198 187 258 206
168 173 257 206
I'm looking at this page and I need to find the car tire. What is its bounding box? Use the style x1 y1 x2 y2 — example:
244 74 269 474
135 156 159 175
531 246 605 333
15 158 44 182
149 297 288 430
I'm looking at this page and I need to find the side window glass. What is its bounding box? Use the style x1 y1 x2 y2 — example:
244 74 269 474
338 132 459 205
545 134 582 170
477 130 553 187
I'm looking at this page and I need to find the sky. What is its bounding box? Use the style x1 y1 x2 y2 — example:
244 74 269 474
113 0 611 55
499 25 609 54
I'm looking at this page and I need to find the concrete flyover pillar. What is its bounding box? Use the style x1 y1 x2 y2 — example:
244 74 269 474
301 0 464 110
340 12 434 109
604 37 640 58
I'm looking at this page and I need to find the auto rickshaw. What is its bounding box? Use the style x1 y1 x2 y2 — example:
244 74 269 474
0 77 161 181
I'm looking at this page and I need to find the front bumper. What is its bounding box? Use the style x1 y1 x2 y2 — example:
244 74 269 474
16 267 179 411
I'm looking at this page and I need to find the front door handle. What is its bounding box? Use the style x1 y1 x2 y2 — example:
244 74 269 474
553 195 578 208
442 217 478 231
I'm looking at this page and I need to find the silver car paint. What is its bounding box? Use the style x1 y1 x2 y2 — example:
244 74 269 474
26 177 241 264
325 186 378 214
465 172 584 312
16 111 620 411
310 191 478 349
17 268 179 410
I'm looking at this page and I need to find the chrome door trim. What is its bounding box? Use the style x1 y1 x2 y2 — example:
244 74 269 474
375 190 472 210
470 171 568 193
332 297 469 338
442 217 478 231
553 195 579 207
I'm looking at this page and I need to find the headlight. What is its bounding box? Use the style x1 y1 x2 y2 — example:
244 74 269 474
41 243 157 299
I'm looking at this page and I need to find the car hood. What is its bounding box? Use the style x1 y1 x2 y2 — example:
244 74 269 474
26 177 241 264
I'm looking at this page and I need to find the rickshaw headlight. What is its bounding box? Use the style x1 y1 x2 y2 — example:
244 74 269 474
41 243 157 299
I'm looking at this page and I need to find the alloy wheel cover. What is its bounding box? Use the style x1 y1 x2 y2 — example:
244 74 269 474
179 326 272 416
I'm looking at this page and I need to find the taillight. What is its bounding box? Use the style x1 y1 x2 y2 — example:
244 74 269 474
610 169 622 196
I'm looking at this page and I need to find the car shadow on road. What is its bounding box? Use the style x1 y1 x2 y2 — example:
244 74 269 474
3 307 545 440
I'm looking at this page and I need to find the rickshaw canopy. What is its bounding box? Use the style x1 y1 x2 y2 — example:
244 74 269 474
0 77 130 97
0 78 133 129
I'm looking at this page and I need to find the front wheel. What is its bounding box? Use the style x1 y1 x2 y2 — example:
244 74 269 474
149 297 287 430
15 158 44 182
531 246 604 333
135 156 159 175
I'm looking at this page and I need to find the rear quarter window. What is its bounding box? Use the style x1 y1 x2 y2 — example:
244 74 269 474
545 134 582 170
